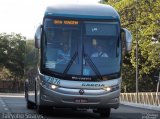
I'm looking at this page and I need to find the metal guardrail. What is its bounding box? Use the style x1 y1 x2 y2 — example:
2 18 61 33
120 92 160 106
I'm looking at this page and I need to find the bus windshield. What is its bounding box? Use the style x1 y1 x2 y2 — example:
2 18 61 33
42 18 121 80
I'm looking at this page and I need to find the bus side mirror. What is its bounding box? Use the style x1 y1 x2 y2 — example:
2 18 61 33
35 25 42 48
121 28 132 53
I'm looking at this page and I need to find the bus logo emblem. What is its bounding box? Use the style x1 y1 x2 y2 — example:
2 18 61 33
79 89 84 95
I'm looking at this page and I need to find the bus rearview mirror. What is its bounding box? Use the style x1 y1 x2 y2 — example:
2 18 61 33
121 28 132 52
35 25 42 48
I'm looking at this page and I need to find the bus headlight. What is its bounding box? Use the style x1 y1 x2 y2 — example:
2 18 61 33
41 81 58 90
103 85 119 92
50 84 57 90
103 87 112 91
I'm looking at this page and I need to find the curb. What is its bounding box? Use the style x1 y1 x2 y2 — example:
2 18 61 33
0 93 24 97
0 93 24 95
121 101 160 111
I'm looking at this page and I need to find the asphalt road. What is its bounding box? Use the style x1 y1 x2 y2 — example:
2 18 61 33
0 94 159 119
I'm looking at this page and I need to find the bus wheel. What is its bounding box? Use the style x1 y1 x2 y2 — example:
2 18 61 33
26 100 35 109
98 108 111 118
37 105 45 114
37 105 52 114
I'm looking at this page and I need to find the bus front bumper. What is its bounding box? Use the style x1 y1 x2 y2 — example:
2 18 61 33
39 84 120 109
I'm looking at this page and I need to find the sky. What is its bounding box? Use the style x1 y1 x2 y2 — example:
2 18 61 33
0 0 100 39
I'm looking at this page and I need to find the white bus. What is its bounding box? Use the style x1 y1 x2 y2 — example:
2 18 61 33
25 3 132 118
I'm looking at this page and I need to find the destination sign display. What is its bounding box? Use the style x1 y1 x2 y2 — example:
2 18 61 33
53 20 79 25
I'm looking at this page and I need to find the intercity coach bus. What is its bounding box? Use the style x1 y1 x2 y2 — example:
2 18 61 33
25 3 132 117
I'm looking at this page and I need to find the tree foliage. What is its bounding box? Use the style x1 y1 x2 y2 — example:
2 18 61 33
103 0 160 92
24 39 38 70
0 33 26 81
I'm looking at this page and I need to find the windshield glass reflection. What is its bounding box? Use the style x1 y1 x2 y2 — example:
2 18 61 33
42 19 121 79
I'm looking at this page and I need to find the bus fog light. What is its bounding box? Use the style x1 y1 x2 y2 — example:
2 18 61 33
114 98 119 102
103 87 112 91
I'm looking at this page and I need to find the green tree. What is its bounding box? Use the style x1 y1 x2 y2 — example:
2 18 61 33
103 0 160 92
0 33 10 67
0 33 26 81
24 39 38 69
0 67 11 80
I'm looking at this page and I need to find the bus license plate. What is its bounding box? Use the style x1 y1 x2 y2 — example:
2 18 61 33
75 98 88 103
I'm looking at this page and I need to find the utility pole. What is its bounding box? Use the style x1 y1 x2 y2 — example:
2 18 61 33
156 72 160 105
136 0 139 103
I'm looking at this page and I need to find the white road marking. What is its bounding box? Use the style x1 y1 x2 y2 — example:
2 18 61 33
4 108 8 111
0 94 24 98
2 104 6 107
0 97 10 112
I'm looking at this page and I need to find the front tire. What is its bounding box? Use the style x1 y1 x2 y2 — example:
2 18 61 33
37 105 53 114
99 108 111 118
25 81 35 109
37 105 45 114
26 100 35 109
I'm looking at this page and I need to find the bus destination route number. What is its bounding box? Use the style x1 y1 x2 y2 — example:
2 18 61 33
53 20 79 25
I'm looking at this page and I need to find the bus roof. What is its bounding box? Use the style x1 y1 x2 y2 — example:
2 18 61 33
45 4 120 20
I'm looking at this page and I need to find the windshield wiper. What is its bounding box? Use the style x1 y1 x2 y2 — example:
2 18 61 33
84 53 103 80
63 51 78 75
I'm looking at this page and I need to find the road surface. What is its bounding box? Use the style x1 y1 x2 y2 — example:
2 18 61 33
0 93 159 119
